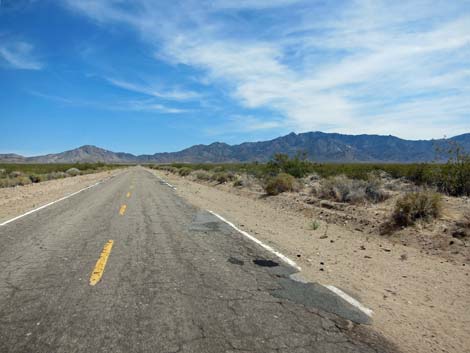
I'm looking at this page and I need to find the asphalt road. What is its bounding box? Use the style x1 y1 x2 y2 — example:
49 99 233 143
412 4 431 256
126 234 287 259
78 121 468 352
0 168 399 353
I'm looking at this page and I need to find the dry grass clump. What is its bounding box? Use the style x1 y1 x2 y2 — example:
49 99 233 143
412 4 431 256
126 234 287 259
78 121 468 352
47 171 67 179
211 172 235 184
392 191 442 226
66 168 81 176
264 173 299 196
192 170 212 181
317 175 389 203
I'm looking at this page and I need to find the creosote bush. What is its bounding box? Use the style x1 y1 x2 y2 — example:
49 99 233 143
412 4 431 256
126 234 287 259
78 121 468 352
264 173 298 195
392 191 442 226
178 167 192 177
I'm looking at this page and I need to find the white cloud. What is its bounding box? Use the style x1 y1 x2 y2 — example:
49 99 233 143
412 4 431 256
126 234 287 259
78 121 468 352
62 0 470 138
0 41 43 70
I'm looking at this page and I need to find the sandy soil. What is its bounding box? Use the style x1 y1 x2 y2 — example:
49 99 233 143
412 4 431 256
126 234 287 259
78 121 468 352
0 169 124 223
153 170 470 353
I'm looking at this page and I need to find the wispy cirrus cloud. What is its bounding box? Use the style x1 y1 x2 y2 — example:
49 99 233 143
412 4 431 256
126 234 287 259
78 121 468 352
62 0 470 138
105 77 200 101
30 91 187 114
0 40 43 70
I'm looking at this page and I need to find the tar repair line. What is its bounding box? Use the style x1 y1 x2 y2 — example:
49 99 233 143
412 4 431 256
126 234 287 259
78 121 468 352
0 181 103 227
144 169 177 190
89 240 114 286
208 210 373 317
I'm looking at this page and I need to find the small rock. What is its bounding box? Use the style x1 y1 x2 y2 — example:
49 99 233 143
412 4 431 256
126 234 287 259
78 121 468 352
364 255 372 259
297 254 301 258
360 245 366 250
400 254 408 261
452 229 468 239
320 235 328 239
330 239 335 243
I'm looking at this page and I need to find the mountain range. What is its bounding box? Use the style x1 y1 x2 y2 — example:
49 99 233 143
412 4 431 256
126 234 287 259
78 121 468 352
2 131 469 164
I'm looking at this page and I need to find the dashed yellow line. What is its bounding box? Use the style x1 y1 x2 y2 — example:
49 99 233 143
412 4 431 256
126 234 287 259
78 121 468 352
126 192 131 198
89 240 114 286
119 204 127 215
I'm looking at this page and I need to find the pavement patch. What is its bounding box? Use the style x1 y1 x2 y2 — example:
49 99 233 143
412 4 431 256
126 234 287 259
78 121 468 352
271 277 371 325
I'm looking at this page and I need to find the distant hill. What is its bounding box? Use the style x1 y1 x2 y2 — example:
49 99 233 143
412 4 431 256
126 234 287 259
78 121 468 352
1 132 469 164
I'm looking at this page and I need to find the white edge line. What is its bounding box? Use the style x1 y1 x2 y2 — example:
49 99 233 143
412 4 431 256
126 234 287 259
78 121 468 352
325 285 373 317
207 210 301 271
0 181 102 227
145 169 177 190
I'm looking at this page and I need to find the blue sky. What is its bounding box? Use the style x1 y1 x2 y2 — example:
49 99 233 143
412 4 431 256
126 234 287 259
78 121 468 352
1 0 469 155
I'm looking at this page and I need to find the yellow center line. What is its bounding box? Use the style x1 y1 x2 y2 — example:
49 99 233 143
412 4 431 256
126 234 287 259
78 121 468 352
89 240 114 286
126 191 131 198
119 204 127 215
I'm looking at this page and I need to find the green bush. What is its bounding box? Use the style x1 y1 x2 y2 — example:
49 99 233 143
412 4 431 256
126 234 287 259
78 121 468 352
178 167 192 176
392 191 442 226
264 173 298 195
266 153 313 178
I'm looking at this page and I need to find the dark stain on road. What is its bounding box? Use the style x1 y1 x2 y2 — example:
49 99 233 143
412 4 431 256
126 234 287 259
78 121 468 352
253 259 279 267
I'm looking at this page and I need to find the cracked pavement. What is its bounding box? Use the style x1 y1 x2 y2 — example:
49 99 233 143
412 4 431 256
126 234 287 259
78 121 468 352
0 168 400 352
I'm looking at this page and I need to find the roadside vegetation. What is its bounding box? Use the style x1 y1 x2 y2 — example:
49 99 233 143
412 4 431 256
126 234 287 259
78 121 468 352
0 163 122 188
151 144 470 197
150 144 470 242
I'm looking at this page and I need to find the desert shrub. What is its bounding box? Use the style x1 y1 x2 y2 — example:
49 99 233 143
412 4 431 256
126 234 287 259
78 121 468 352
0 178 13 188
434 142 470 196
29 174 47 183
364 175 390 203
233 179 243 187
392 191 442 226
9 171 23 178
266 153 313 178
16 176 32 186
66 168 81 176
317 175 388 203
193 170 212 181
178 167 192 176
47 171 67 180
264 173 298 195
211 172 235 184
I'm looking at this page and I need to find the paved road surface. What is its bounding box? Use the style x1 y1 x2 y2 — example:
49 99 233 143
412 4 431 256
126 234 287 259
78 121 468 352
0 168 398 353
